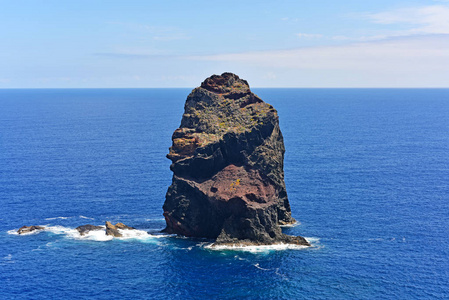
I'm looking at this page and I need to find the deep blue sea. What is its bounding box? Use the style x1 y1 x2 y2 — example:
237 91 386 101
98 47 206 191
1 88 448 299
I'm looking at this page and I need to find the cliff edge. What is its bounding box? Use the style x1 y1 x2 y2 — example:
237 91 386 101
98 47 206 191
163 73 309 247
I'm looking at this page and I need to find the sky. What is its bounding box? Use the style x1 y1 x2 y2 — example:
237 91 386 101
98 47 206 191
1 0 449 88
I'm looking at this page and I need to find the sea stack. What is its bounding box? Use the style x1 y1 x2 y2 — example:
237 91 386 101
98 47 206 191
163 73 309 247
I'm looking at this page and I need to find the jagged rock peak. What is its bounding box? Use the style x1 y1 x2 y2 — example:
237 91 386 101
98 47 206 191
167 73 268 164
200 72 250 94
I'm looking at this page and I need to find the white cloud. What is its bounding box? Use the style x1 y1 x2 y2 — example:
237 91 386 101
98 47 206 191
331 35 393 42
153 35 191 41
367 5 449 35
296 33 323 38
281 17 299 23
330 5 449 44
185 35 449 87
188 35 449 70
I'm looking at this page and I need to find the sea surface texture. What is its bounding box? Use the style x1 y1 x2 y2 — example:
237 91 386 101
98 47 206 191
1 88 448 299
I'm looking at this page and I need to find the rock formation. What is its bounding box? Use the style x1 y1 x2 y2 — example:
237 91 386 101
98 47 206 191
105 221 123 237
114 222 135 230
163 73 310 247
17 225 45 235
16 222 135 238
104 221 135 237
76 224 103 236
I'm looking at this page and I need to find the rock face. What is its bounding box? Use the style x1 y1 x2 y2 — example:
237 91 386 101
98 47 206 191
104 221 135 237
76 224 103 236
105 221 123 237
163 73 309 246
114 222 135 230
17 225 45 235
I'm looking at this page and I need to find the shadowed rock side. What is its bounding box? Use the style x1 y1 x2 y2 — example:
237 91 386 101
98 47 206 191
163 73 310 247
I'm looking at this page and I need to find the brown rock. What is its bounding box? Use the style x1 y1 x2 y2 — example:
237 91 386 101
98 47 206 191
105 221 122 237
114 222 135 230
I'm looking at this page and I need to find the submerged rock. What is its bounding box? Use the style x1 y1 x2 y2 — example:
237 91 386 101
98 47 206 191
163 73 310 247
17 225 45 235
76 224 103 236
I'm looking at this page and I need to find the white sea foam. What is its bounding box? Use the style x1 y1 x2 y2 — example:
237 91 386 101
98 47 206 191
40 225 167 242
7 227 45 235
279 221 300 228
204 243 310 253
275 268 289 280
254 263 270 271
116 228 158 241
304 237 320 244
44 225 78 235
8 223 169 243
81 230 114 241
45 216 70 220
44 225 112 241
204 237 319 252
1 254 15 265
79 215 94 220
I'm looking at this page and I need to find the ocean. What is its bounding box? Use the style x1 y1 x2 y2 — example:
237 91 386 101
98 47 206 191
0 88 448 299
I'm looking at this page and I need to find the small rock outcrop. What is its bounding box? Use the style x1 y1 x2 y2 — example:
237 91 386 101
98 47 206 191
105 221 122 237
76 224 103 236
114 222 135 230
104 221 135 237
162 73 309 247
17 225 45 235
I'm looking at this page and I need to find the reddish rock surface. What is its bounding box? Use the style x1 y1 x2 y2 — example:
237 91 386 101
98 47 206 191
162 73 309 246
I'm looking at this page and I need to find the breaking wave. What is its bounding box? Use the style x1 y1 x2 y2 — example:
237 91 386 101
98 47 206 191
279 221 300 228
8 225 167 243
8 225 321 252
7 228 44 236
204 242 311 253
45 216 71 220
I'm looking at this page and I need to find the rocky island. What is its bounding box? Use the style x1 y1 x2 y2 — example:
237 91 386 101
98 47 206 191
163 73 310 247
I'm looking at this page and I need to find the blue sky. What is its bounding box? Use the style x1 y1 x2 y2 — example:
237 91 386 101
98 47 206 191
1 0 448 87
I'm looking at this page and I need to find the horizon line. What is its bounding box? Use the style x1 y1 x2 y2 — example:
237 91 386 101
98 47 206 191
1 87 449 90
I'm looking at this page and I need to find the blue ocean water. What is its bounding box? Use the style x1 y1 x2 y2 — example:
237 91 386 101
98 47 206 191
0 88 448 299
